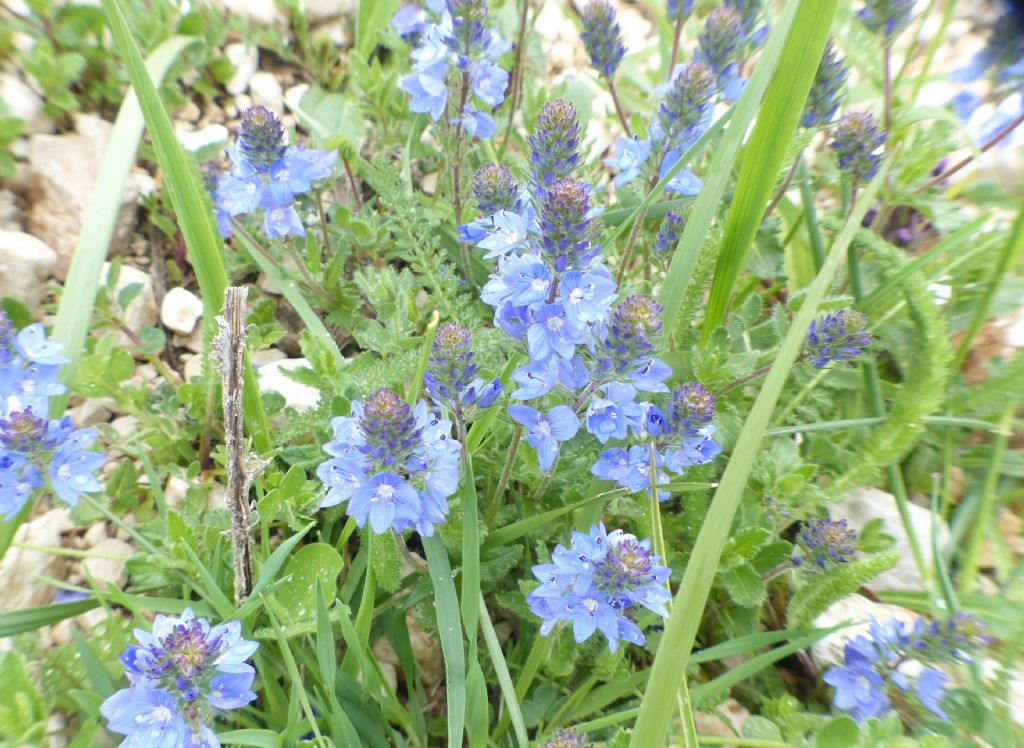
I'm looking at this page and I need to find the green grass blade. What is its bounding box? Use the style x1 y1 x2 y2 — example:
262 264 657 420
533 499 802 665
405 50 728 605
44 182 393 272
481 488 628 552
102 0 270 453
479 594 528 747
628 161 889 747
423 534 466 748
237 521 315 621
0 598 100 636
48 34 197 415
702 0 838 343
656 0 800 335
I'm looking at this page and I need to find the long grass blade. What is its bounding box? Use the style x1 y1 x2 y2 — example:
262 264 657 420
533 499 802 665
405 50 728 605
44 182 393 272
423 534 466 748
702 0 838 342
628 162 890 747
102 0 270 452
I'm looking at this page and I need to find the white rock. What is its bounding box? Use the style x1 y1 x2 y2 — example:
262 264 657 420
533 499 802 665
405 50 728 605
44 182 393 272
161 287 204 335
27 114 155 277
249 72 283 113
832 486 951 592
81 537 133 590
183 354 205 382
101 263 157 343
284 83 310 112
811 594 920 670
176 124 229 153
252 348 287 367
0 230 57 305
70 396 117 427
83 522 108 548
210 0 279 27
164 476 190 509
0 508 73 610
110 415 139 440
303 0 356 22
225 43 259 96
258 358 321 411
0 72 51 134
0 189 19 230
172 326 204 354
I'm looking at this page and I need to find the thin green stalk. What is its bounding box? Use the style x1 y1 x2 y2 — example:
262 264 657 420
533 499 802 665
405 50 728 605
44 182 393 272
485 425 522 526
458 409 481 657
847 241 930 586
423 535 467 748
959 402 1015 592
629 159 889 748
492 633 551 742
798 159 826 272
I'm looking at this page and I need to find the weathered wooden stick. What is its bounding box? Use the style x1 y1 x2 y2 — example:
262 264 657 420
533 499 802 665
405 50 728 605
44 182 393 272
214 287 267 606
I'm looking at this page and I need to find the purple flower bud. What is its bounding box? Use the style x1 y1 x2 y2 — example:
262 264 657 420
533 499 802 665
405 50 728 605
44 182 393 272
447 0 488 52
699 6 743 73
472 162 519 214
656 62 716 151
830 112 886 184
238 106 287 168
544 728 590 748
580 0 627 78
666 382 715 436
802 39 848 128
537 178 596 270
598 295 664 374
654 209 687 257
858 0 914 40
667 0 694 24
807 309 872 368
361 388 419 464
425 323 480 404
793 517 858 569
529 99 582 186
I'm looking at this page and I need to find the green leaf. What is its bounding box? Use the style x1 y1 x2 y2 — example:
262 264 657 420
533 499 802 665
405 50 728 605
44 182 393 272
722 563 767 608
238 521 315 621
357 0 399 58
216 730 286 748
423 535 466 748
702 0 837 341
815 716 860 748
787 552 899 628
296 87 368 153
0 599 100 637
273 543 344 624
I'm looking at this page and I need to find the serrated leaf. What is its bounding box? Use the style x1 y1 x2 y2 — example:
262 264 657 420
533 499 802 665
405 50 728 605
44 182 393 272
788 551 899 628
722 563 766 608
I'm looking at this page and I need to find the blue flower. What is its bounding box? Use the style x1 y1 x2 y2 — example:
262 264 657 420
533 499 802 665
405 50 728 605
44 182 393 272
558 270 616 328
527 305 586 362
103 609 258 745
262 201 306 239
604 136 651 188
529 99 582 187
401 66 449 120
585 382 642 444
510 358 560 400
792 517 858 569
823 654 890 722
454 106 497 139
477 210 534 259
392 5 428 38
471 60 509 107
0 462 41 521
667 0 693 23
508 404 579 471
505 255 553 304
830 112 886 184
659 149 703 196
527 524 671 652
49 439 105 507
15 324 68 366
916 668 949 719
316 389 461 536
424 323 502 410
654 210 686 257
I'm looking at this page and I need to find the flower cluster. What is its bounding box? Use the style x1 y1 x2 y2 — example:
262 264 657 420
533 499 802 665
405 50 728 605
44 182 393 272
858 0 915 41
824 614 987 723
424 322 503 411
527 524 671 652
697 6 746 101
830 112 886 184
802 39 848 128
654 209 687 258
0 316 105 520
792 517 858 569
316 388 461 536
806 309 873 368
667 0 694 24
604 61 716 196
394 0 510 139
544 728 591 748
580 0 626 78
591 380 721 498
100 609 258 746
214 106 337 240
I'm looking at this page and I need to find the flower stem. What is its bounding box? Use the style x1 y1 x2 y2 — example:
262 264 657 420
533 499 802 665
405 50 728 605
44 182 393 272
615 176 658 286
916 109 1024 194
668 17 684 74
485 425 523 525
764 153 803 217
607 76 632 137
882 45 893 134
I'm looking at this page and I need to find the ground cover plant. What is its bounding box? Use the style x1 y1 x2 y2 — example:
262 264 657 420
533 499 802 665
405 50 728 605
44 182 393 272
0 0 1023 745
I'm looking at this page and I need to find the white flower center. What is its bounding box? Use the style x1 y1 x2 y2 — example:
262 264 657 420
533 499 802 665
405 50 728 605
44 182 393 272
530 278 548 292
374 484 396 502
536 421 552 437
546 316 563 332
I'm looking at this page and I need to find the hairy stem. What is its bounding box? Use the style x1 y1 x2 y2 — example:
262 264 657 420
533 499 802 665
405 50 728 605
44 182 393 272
500 0 532 154
917 110 1024 193
607 76 632 137
486 425 523 525
668 17 684 73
